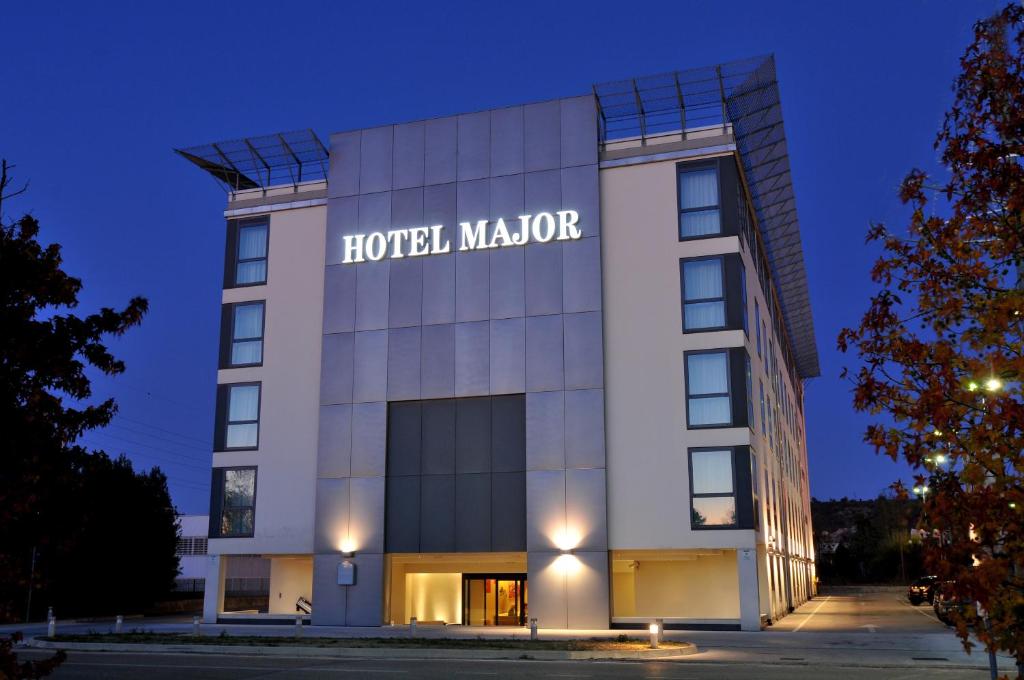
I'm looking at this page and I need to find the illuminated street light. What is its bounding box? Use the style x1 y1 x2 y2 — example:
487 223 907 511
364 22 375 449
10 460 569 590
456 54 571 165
967 381 979 392
985 378 1003 392
935 454 947 464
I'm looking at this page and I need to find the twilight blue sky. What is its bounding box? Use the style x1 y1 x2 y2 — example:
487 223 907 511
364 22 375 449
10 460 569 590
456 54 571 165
1 1 1003 514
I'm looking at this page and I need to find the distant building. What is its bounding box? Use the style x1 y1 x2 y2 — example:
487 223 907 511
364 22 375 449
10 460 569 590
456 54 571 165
175 514 209 592
179 55 817 631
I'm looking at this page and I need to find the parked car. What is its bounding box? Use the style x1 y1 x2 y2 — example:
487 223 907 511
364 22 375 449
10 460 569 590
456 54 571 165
933 581 975 625
907 575 938 605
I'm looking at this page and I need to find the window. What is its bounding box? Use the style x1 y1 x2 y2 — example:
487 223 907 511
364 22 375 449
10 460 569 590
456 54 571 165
235 221 268 286
755 301 762 356
681 258 725 330
225 383 260 449
740 262 748 336
690 449 736 528
760 379 767 435
686 351 731 427
212 467 256 538
176 537 208 556
745 353 755 430
229 302 265 367
678 166 720 238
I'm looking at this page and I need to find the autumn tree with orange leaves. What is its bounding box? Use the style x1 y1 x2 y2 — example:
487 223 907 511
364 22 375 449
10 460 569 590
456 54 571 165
839 4 1024 675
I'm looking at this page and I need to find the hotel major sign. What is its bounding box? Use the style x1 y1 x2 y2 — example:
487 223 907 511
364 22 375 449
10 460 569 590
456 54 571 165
341 210 582 264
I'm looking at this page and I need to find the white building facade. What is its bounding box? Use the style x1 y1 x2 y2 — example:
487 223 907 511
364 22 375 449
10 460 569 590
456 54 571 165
181 56 818 631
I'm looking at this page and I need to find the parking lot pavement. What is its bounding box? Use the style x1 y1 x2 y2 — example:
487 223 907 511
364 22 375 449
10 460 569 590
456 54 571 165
770 586 945 634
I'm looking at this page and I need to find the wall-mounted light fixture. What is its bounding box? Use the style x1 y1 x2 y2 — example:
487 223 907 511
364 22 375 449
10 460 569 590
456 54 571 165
339 538 356 558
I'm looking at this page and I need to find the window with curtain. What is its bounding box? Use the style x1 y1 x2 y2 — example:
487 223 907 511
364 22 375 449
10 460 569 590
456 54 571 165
681 258 725 330
235 222 268 285
678 166 720 238
690 449 736 528
686 351 731 427
231 302 265 366
218 467 256 537
226 384 260 449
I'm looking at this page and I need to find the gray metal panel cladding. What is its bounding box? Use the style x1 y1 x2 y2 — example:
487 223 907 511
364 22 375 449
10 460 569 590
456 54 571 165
318 96 606 572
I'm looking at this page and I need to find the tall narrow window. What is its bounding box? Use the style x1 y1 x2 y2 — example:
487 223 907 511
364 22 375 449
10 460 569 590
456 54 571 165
745 353 755 430
235 221 268 285
740 261 748 336
681 258 725 330
225 384 260 449
760 379 767 435
686 351 731 427
755 301 762 356
230 302 265 366
678 166 720 238
690 449 736 528
212 467 256 538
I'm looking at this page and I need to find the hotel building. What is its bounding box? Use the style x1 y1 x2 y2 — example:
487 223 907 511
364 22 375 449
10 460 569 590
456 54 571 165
179 55 818 631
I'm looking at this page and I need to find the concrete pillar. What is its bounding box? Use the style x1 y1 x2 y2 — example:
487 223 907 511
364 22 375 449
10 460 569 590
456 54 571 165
738 548 761 631
202 554 226 624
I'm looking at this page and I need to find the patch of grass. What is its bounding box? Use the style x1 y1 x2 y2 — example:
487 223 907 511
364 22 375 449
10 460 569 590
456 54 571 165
45 632 688 651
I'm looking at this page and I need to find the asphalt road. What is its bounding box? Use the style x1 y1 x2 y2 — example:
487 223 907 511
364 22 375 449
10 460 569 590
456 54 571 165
16 651 993 680
9 588 1014 679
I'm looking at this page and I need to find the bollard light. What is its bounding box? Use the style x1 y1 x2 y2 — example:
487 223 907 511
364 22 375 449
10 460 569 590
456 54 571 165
115 615 123 634
530 617 538 641
47 616 55 639
410 617 417 636
655 618 664 643
192 615 201 637
295 616 303 637
649 623 659 649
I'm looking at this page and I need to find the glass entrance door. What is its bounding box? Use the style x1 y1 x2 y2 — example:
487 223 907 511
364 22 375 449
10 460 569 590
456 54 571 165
462 574 527 626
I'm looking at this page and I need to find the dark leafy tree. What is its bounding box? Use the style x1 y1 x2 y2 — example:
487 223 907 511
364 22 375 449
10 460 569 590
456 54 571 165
839 5 1024 674
0 159 177 626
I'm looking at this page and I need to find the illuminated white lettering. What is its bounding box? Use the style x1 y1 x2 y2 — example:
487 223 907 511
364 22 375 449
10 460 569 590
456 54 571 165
342 234 365 264
489 218 513 248
513 215 531 245
459 220 489 251
531 212 556 243
557 210 582 240
365 232 387 261
430 225 450 254
408 227 430 257
387 229 409 258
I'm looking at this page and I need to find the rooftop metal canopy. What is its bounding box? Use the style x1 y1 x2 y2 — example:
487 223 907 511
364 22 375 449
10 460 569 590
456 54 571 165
175 129 329 192
593 55 820 379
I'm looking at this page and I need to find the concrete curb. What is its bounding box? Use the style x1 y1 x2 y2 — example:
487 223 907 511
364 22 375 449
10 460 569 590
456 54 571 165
29 637 699 661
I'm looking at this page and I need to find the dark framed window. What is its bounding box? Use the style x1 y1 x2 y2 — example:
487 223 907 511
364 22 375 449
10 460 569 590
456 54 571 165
678 164 721 239
680 257 726 331
685 350 731 427
760 379 767 435
221 301 265 368
755 301 762 356
740 261 748 336
689 448 736 528
209 467 257 538
225 218 269 287
215 382 261 451
745 353 755 430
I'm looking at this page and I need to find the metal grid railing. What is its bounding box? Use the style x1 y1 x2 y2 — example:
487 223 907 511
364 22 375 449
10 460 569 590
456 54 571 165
175 129 329 192
593 56 821 378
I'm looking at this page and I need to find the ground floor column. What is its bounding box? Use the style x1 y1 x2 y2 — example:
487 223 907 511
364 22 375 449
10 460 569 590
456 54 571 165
738 548 761 631
202 554 225 624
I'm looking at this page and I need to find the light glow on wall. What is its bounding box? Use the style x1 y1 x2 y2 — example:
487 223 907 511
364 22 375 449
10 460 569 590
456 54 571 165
338 538 357 555
552 527 582 552
554 553 582 576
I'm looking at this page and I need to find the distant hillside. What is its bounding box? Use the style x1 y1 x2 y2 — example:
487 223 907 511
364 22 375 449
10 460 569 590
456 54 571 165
811 495 924 584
